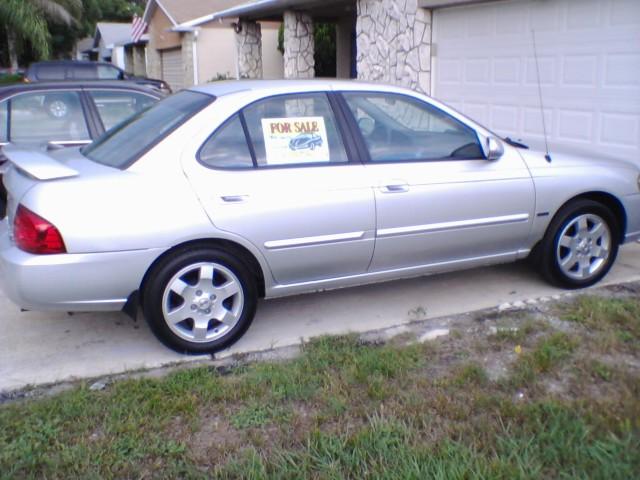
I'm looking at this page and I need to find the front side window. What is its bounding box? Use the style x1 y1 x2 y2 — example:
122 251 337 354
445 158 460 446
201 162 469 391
10 91 89 145
97 65 121 80
242 93 348 167
89 90 157 130
83 90 213 168
343 92 483 162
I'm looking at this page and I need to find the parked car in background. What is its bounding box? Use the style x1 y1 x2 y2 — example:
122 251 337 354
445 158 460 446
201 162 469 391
1 80 639 354
25 61 170 94
0 81 164 216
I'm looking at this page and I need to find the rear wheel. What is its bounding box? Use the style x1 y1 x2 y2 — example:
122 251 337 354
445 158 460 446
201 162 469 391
539 199 619 288
142 247 257 354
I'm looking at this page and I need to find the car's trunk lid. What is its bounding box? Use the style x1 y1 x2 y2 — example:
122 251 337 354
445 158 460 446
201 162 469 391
1 145 114 225
1 144 79 180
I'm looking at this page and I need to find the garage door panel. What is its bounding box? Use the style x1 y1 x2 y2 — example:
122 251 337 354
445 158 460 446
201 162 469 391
433 0 640 164
161 48 183 92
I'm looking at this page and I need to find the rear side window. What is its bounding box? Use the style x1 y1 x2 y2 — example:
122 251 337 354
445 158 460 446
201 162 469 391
71 64 97 79
199 114 253 169
83 90 213 168
88 90 157 130
97 65 121 80
9 91 89 145
35 64 66 80
0 100 7 142
242 93 348 167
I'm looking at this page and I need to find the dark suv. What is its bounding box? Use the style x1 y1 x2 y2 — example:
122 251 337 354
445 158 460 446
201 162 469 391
25 61 170 93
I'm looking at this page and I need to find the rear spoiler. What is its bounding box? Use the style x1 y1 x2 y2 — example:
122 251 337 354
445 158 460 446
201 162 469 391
1 144 79 180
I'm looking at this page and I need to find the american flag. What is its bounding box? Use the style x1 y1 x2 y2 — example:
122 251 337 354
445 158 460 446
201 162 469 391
131 14 147 43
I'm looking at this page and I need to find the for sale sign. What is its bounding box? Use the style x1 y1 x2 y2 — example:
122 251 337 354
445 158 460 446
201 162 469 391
261 116 330 165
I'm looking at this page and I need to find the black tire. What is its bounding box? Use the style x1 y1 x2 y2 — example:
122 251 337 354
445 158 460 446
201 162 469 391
142 247 258 354
538 199 619 289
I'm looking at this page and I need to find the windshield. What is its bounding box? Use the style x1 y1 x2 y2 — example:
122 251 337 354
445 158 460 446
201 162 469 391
82 90 214 168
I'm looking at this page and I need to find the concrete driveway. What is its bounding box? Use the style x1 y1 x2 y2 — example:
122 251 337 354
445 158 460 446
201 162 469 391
1 243 639 392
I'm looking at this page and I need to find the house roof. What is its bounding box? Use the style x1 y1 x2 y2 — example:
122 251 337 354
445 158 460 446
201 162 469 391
75 37 94 53
199 0 354 22
93 22 132 48
143 0 247 26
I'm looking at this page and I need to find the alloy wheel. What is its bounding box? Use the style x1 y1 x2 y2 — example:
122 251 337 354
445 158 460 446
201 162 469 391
161 262 244 343
556 213 611 281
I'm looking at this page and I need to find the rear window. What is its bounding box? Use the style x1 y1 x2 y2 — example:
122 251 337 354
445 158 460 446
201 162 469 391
82 90 213 168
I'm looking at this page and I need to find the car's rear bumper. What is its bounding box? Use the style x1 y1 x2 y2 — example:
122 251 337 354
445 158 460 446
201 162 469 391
0 219 165 311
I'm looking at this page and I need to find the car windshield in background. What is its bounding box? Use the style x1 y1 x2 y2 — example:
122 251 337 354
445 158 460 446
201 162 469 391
82 90 213 169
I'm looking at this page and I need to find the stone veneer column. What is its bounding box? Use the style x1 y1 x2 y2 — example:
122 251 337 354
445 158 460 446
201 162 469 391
283 11 315 79
181 32 195 87
356 0 432 94
132 45 147 76
236 20 263 79
145 41 161 80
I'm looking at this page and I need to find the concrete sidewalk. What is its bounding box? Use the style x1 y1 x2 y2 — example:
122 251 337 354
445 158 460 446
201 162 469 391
1 243 639 392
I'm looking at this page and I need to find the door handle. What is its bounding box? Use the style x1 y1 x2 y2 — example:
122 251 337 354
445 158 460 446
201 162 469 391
221 195 249 203
380 183 409 193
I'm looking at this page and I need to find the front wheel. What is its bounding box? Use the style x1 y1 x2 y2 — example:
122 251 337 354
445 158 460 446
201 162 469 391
142 248 257 354
538 199 619 288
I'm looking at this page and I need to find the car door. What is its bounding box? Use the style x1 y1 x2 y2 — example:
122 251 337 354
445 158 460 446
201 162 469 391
339 91 535 272
184 92 376 285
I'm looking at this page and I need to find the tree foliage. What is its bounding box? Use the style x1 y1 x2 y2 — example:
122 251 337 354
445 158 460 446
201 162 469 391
0 0 81 61
0 0 145 67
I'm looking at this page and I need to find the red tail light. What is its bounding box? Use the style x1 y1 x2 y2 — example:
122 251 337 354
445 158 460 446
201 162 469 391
14 205 66 254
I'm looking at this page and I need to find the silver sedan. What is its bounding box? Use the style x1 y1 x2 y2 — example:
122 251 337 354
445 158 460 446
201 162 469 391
1 80 639 353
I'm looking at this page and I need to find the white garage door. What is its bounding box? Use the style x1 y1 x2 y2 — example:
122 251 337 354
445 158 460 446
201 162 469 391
161 48 183 92
433 0 640 164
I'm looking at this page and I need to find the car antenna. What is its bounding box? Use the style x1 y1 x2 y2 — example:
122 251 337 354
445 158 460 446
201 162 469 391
531 29 552 163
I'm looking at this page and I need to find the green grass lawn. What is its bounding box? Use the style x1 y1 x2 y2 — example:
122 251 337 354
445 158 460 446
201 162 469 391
1 293 639 479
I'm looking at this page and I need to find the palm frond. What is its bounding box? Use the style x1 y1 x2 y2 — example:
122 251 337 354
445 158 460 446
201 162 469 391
0 0 52 58
32 0 78 25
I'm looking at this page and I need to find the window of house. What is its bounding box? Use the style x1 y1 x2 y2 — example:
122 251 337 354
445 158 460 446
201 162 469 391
199 113 253 169
343 92 483 162
10 91 89 145
89 90 157 130
242 93 348 167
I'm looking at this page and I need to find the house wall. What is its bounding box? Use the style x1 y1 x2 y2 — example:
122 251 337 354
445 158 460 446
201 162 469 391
111 46 126 69
148 6 181 50
197 21 284 84
261 22 284 79
197 25 238 82
146 6 180 80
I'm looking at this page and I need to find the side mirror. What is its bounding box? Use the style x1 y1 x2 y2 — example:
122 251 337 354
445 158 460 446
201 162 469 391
486 136 504 161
